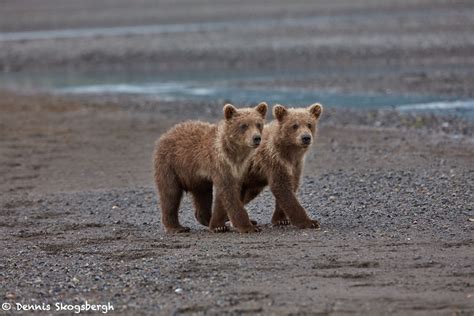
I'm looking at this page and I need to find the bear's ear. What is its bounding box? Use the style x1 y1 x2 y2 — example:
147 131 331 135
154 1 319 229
273 104 287 122
223 104 237 120
308 103 323 119
255 102 268 118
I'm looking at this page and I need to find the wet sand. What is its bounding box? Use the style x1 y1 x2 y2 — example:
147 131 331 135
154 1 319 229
1 0 474 315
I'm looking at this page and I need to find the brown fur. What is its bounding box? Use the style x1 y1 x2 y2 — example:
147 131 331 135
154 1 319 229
211 103 323 229
153 103 267 233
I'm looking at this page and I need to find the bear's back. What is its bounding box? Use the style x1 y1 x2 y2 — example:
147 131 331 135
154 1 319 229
156 120 216 166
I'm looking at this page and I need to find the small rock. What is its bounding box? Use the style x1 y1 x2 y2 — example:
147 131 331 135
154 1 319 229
174 288 183 294
112 205 119 210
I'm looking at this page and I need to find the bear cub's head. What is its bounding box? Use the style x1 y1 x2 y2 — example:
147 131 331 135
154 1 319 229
273 103 323 148
223 102 268 148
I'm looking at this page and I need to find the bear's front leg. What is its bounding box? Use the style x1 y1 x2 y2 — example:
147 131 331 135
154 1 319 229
270 173 320 229
209 197 230 233
212 182 260 233
239 186 265 226
271 201 290 226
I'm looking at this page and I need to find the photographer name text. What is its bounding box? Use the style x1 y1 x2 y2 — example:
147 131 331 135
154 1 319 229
2 301 114 314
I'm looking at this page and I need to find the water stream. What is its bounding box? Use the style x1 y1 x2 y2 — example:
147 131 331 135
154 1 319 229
0 68 472 117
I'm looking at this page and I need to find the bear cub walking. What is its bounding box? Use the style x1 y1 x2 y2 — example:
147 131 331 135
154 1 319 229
154 103 267 233
209 103 323 230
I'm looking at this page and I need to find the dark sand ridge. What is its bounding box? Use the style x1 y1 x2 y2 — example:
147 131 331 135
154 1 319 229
1 0 473 314
2 0 472 32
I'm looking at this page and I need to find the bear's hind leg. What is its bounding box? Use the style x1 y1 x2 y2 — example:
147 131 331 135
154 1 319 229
241 187 264 205
157 173 189 233
192 187 213 226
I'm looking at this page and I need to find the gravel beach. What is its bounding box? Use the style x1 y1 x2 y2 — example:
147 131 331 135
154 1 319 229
1 92 473 315
1 0 473 315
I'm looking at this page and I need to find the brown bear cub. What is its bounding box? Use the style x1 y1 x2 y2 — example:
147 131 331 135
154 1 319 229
153 102 267 233
209 103 323 230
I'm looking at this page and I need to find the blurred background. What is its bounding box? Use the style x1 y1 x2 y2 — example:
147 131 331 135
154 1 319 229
1 0 473 116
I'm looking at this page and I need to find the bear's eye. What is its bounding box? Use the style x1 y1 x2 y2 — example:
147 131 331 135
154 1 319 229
240 124 248 131
256 123 262 129
307 123 312 129
292 124 299 130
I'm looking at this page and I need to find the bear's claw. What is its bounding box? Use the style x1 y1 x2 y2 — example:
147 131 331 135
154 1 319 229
295 219 321 229
227 219 258 226
274 219 290 226
166 226 191 234
310 220 321 229
238 226 261 233
212 226 229 233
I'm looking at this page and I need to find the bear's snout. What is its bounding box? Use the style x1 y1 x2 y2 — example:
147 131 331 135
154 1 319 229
301 134 312 145
252 134 262 146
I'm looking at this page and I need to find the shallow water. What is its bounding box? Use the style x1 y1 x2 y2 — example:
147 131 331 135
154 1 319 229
1 68 473 118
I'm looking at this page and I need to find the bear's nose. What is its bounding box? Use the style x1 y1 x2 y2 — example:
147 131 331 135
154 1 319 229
301 134 311 145
252 135 261 145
